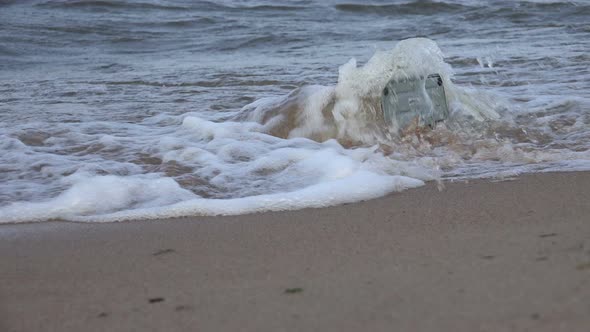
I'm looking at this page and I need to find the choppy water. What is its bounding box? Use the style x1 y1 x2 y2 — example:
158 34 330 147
0 0 589 222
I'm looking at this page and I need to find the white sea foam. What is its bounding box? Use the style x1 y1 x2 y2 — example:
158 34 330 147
74 171 424 223
0 121 432 222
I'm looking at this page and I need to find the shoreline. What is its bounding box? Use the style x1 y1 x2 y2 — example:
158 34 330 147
1 171 589 331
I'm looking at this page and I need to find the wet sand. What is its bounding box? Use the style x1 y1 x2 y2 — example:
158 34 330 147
1 172 589 332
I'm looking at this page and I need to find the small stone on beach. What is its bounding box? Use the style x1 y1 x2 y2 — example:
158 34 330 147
284 288 303 294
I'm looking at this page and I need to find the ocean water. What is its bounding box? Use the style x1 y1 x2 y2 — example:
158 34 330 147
0 0 588 222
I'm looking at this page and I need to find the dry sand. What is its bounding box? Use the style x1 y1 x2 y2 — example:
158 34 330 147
1 172 589 332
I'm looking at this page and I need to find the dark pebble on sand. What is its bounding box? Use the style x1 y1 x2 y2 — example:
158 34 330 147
284 288 303 294
539 233 558 238
153 249 176 256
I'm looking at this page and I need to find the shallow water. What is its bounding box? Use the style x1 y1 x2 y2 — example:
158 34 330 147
0 0 589 222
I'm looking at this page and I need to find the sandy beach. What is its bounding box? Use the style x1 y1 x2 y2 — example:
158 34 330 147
1 171 589 332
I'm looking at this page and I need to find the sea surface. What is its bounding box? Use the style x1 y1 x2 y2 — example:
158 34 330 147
0 0 589 222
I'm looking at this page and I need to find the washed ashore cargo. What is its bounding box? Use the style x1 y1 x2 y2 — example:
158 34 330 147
381 74 449 130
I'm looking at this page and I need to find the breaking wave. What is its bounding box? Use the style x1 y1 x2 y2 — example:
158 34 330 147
0 38 588 223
